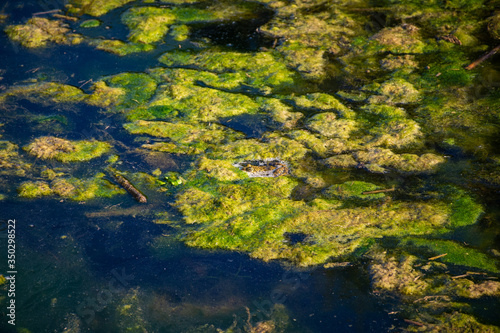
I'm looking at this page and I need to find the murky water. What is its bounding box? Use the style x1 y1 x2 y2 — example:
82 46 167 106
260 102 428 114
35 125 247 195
1 0 500 332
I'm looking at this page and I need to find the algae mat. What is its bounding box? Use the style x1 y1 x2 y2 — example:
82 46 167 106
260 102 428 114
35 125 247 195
1 0 500 332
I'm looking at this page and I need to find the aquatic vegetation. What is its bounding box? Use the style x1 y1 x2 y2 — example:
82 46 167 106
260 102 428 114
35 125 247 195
305 112 357 139
85 81 126 108
368 248 500 332
88 39 156 56
5 17 83 48
102 72 158 110
79 19 101 28
0 82 87 106
18 181 53 198
25 136 111 163
67 0 135 17
323 181 387 202
0 141 30 176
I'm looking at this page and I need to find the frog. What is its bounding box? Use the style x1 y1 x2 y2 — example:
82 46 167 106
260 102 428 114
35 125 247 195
236 159 290 177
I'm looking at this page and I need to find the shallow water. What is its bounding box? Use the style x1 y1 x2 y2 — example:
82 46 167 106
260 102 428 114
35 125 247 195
1 1 500 332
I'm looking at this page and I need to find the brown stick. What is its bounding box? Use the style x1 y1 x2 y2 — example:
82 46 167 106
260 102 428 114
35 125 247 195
33 9 61 16
53 14 78 22
451 274 469 279
465 44 500 70
362 188 395 195
114 174 147 203
404 319 425 327
428 253 447 260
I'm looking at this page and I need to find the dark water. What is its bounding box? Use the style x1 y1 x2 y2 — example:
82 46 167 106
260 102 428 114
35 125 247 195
0 1 499 332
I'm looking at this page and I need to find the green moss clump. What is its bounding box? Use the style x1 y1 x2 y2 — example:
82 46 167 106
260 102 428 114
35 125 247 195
122 7 176 44
88 39 156 56
306 112 357 139
80 19 101 28
401 238 498 273
103 72 157 109
158 50 300 93
68 0 135 17
370 25 426 54
449 194 484 228
323 181 387 202
366 78 421 105
86 81 126 107
0 141 30 176
18 181 53 198
25 136 110 163
5 17 83 48
1 82 87 105
257 97 303 130
169 24 190 41
292 93 354 118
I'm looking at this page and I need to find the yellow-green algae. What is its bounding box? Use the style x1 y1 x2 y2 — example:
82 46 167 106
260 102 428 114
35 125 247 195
161 163 482 267
0 141 30 176
67 0 135 17
368 247 500 332
25 136 111 163
18 173 124 201
5 17 83 48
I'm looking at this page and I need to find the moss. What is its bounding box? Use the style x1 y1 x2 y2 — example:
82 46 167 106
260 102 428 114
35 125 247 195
88 39 155 56
5 17 83 48
158 50 300 93
366 78 421 105
68 0 135 16
256 97 303 130
197 157 245 181
169 24 190 41
306 112 357 139
25 136 111 163
18 181 53 198
86 81 126 108
0 141 30 176
80 19 101 28
122 7 176 44
449 194 484 228
104 72 157 109
369 25 426 54
209 132 309 162
291 93 354 118
323 181 387 202
401 238 499 273
124 120 242 149
351 148 445 174
1 82 87 105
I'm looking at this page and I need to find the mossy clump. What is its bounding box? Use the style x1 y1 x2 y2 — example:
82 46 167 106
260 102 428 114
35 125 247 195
80 19 101 28
122 7 176 44
323 181 387 202
370 25 426 55
88 39 156 56
25 136 111 163
0 82 87 105
365 78 421 105
158 50 300 93
18 181 53 198
0 141 30 176
401 238 498 273
103 72 158 109
86 81 126 107
67 0 135 17
306 112 357 139
5 17 83 48
291 93 354 119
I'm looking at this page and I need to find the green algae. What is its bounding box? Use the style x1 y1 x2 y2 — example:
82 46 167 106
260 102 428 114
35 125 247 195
323 181 387 202
401 238 498 273
0 141 30 176
0 82 87 105
122 7 176 44
19 173 124 201
88 39 156 56
25 136 111 163
79 19 101 28
305 112 357 139
68 0 135 17
5 17 83 48
18 181 53 198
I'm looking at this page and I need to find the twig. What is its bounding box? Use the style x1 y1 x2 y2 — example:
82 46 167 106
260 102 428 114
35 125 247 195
362 188 395 194
404 319 425 327
33 9 60 16
428 253 447 261
78 78 93 89
53 14 78 22
451 274 469 279
465 44 500 70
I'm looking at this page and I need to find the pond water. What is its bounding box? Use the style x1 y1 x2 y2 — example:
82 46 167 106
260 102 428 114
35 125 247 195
1 0 500 332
